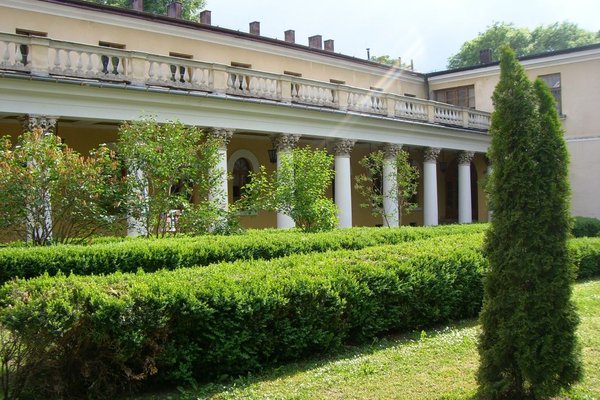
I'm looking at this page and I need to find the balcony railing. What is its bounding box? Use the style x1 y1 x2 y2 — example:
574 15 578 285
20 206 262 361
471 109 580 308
0 33 490 131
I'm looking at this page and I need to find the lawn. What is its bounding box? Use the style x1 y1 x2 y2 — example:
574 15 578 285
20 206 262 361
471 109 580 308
131 278 600 400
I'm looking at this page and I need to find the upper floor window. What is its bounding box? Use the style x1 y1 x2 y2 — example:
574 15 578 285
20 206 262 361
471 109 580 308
539 73 562 115
435 85 475 108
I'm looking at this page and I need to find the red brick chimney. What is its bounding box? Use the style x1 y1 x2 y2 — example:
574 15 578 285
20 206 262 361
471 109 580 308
199 10 211 25
130 0 143 11
167 2 182 19
324 39 334 52
308 35 322 50
249 21 260 35
284 30 295 44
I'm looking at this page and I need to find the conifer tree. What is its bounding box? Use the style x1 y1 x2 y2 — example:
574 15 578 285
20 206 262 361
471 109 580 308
477 46 582 399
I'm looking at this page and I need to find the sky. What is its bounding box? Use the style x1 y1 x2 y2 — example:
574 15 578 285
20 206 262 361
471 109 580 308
203 0 599 72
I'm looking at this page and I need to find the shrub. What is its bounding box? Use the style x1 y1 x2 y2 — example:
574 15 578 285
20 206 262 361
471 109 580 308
0 234 486 398
572 216 600 238
0 224 488 284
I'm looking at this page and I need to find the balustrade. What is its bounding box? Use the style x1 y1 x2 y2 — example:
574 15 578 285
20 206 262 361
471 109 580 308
146 56 212 90
0 32 491 131
347 90 387 115
0 34 31 72
434 104 463 126
226 68 280 100
290 79 338 107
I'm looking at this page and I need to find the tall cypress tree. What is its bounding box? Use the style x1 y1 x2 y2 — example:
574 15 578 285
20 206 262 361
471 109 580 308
477 46 582 399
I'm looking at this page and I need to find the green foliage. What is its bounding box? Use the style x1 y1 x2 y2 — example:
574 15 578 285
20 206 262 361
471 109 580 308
0 233 488 398
448 22 599 68
477 46 582 399
369 55 411 69
572 216 600 238
240 146 337 232
84 0 205 20
117 117 224 237
0 130 124 245
354 149 419 226
0 223 488 284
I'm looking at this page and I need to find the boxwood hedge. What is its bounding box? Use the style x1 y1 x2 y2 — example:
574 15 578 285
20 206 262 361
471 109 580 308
0 224 487 284
0 233 598 398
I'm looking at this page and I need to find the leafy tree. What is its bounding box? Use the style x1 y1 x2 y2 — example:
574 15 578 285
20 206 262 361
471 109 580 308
239 146 338 232
370 55 411 69
117 117 224 237
85 0 205 20
0 130 124 245
477 46 582 399
448 22 599 68
354 149 419 227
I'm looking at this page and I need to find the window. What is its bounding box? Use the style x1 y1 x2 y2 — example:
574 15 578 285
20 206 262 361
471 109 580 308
16 29 47 37
435 85 475 108
539 73 562 115
232 158 252 202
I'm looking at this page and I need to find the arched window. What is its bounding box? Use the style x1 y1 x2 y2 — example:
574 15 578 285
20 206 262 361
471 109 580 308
232 157 251 202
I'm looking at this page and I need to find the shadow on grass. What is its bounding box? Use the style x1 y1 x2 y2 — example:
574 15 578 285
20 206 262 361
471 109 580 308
126 318 480 400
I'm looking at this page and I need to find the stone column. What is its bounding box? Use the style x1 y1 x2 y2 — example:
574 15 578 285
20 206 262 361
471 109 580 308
333 139 356 228
21 114 58 243
272 134 300 229
207 128 234 211
423 147 441 226
382 143 402 227
458 151 474 224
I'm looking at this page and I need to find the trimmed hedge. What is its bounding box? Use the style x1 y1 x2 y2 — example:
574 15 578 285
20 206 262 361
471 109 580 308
0 224 487 284
1 233 598 398
0 234 486 398
573 216 600 238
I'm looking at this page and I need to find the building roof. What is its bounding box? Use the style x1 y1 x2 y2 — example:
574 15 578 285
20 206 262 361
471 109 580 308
427 42 600 77
41 0 424 78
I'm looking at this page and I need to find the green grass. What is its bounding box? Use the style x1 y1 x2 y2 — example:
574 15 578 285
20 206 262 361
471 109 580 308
129 278 600 400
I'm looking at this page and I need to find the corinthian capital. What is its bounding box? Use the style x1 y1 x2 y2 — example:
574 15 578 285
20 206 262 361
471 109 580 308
272 134 300 151
334 139 356 157
21 114 58 135
208 128 234 146
457 151 475 165
382 143 403 158
423 147 441 162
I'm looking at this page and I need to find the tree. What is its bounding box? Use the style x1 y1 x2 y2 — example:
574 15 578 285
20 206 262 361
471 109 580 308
85 0 205 21
354 149 419 227
477 46 582 399
370 55 412 69
448 22 599 69
117 117 224 237
0 130 124 245
239 146 338 232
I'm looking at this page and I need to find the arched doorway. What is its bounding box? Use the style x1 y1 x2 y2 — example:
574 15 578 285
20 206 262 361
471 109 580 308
232 157 251 202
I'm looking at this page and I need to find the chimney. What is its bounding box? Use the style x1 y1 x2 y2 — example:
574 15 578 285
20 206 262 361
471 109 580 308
480 48 492 64
199 10 211 25
324 39 334 52
249 21 260 35
130 0 143 11
167 1 182 18
308 35 322 50
284 29 295 44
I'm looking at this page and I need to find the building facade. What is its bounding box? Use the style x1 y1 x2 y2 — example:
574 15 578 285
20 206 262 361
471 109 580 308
0 0 595 235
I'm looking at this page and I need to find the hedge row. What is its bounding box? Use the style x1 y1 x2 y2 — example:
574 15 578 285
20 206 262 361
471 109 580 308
0 234 487 398
0 223 487 284
2 233 600 398
573 216 600 238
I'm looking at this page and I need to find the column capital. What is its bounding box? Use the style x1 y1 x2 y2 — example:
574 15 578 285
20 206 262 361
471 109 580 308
457 151 475 165
208 128 234 146
21 114 58 135
333 139 356 157
382 143 403 158
272 133 300 151
423 147 441 163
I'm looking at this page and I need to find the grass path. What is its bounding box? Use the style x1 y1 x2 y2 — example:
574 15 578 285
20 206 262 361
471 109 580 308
132 279 600 400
